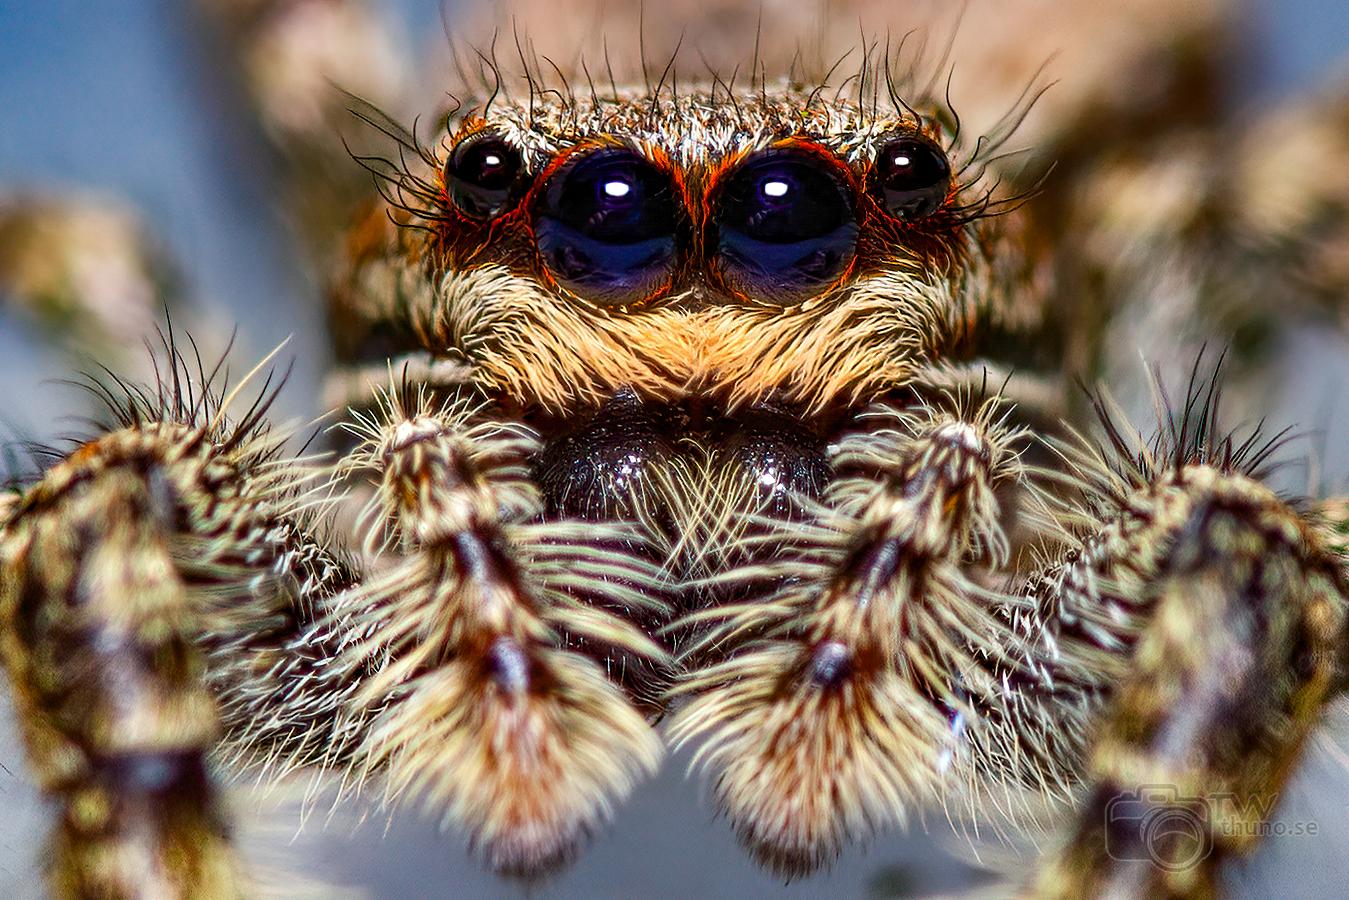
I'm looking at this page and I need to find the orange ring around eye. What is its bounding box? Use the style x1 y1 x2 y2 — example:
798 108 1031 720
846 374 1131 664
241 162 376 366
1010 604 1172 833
702 138 862 308
522 139 693 311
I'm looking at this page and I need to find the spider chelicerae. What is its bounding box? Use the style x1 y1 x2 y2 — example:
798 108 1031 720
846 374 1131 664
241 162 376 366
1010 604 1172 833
2 2 1348 898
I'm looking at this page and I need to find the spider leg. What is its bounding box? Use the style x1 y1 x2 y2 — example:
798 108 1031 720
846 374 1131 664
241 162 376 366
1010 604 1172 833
1014 461 1348 897
0 365 360 897
2 460 241 897
1317 496 1349 693
667 394 1029 876
333 384 669 876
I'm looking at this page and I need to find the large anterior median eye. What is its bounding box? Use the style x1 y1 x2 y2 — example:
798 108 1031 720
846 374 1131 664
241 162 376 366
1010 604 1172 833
712 148 858 301
445 134 525 219
874 137 951 220
534 148 679 305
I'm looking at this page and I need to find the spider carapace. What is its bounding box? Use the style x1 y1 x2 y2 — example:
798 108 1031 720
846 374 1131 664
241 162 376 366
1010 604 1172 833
2 29 1348 900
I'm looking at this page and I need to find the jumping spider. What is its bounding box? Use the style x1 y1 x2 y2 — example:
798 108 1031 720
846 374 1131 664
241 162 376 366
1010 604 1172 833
2 2 1348 898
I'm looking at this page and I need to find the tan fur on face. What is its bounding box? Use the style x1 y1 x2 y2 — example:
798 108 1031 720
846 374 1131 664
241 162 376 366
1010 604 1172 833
412 263 971 415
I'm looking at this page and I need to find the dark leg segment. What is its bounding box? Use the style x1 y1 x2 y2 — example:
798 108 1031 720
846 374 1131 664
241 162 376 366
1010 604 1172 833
2 460 240 898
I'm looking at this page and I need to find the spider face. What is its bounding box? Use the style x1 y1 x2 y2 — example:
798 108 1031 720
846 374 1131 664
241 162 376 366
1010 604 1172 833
365 90 1010 588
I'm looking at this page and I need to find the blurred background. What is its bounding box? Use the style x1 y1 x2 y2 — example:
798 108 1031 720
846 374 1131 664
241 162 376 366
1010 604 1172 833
0 0 1347 897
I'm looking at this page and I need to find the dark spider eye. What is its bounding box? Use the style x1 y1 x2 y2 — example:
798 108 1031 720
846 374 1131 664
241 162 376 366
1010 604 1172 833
874 137 951 220
713 148 857 300
445 134 524 219
534 149 679 304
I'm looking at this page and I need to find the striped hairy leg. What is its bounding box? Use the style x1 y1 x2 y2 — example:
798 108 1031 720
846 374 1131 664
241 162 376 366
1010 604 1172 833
0 348 670 894
333 383 668 874
670 377 1349 896
0 353 358 898
668 395 1031 875
1015 405 1349 898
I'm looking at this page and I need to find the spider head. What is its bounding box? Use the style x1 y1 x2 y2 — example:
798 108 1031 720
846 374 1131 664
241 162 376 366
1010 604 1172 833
402 90 1002 421
334 85 1030 560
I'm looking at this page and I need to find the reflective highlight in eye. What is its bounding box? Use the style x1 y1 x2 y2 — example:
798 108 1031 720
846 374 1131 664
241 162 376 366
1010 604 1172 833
534 149 679 305
712 148 858 301
445 134 525 219
874 137 951 220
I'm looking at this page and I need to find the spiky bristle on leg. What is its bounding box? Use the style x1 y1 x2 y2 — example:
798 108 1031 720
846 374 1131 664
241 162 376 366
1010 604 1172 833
0 336 366 898
338 385 669 875
669 396 1030 876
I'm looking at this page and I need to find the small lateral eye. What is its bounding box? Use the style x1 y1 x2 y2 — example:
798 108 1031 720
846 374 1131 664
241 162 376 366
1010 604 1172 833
874 137 951 220
444 134 524 219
